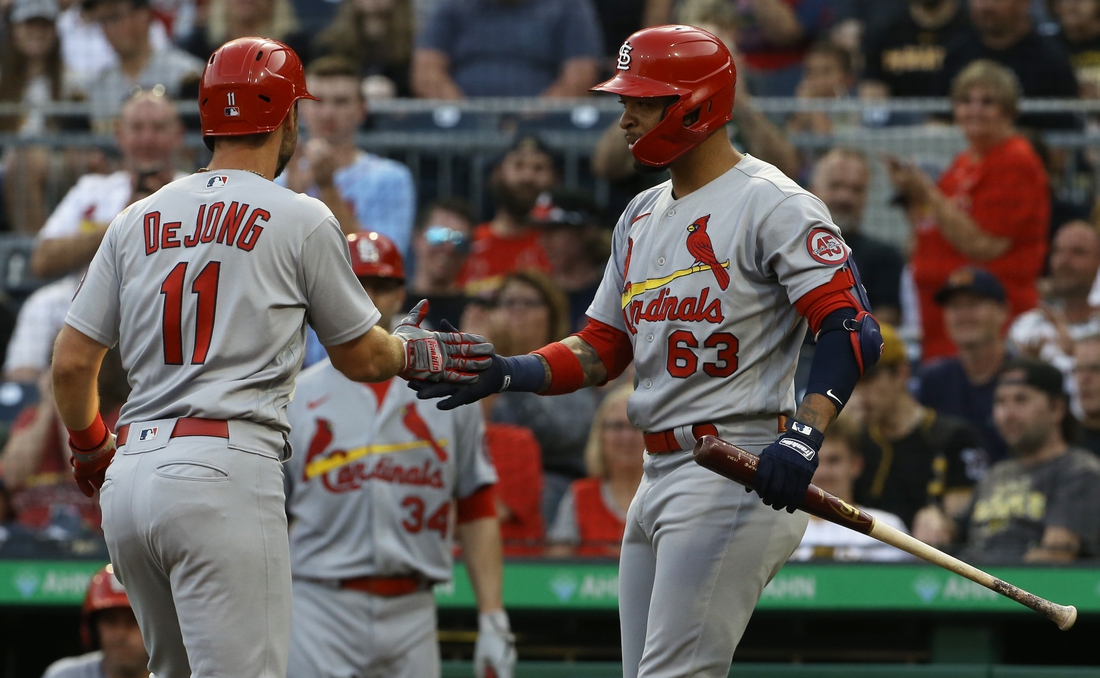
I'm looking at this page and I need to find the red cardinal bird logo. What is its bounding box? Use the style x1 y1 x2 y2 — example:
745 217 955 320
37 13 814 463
685 215 730 290
302 419 335 482
402 404 448 462
622 237 634 294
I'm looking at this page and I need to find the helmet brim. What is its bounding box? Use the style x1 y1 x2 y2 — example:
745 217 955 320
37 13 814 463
591 73 684 99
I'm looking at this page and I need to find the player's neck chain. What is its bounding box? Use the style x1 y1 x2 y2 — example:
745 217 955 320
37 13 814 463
198 167 267 181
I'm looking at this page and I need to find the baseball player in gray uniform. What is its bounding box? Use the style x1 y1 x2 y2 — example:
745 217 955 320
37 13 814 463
414 26 882 678
49 38 491 678
285 231 515 678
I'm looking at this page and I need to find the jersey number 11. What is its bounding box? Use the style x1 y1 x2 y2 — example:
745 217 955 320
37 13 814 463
160 261 221 365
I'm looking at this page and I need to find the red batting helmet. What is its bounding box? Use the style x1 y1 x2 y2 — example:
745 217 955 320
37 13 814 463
592 25 736 167
81 564 131 648
199 37 318 149
347 231 405 281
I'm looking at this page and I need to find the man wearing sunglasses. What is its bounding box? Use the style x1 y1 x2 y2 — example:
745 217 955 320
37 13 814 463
405 198 477 330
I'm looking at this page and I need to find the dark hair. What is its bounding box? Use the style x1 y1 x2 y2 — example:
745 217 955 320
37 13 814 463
306 55 361 81
0 14 64 132
806 40 853 76
416 197 476 232
493 270 571 344
314 0 413 72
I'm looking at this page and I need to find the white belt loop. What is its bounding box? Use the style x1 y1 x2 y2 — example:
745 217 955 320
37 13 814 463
672 425 695 452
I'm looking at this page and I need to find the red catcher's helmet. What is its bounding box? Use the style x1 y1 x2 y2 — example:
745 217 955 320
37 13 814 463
199 37 317 149
591 25 736 167
347 231 405 281
81 564 131 648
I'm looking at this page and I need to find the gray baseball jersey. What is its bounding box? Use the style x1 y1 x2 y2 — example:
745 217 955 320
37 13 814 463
42 652 106 678
285 361 497 583
587 154 849 437
65 169 381 435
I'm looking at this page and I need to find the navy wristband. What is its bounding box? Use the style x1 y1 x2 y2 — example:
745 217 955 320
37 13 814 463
786 420 824 447
501 354 548 393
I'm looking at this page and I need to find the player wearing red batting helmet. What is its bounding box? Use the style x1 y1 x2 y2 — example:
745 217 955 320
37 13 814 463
591 25 736 169
415 23 880 678
44 564 149 678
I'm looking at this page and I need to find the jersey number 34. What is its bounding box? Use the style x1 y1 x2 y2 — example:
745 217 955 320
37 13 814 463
160 261 221 365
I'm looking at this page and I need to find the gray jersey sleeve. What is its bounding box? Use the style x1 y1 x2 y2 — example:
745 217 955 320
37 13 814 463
452 403 496 500
299 217 381 346
66 215 124 347
756 193 849 304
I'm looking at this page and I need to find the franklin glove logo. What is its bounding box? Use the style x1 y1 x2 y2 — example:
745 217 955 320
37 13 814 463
779 438 816 461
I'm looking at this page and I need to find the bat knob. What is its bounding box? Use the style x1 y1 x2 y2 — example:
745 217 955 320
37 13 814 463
1057 605 1078 631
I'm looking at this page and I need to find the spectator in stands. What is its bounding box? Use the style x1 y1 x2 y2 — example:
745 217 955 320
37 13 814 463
411 0 603 98
313 0 414 98
1008 220 1100 374
939 0 1079 129
56 0 172 94
459 136 556 295
1051 0 1100 96
529 189 609 332
918 267 1012 462
484 412 545 556
791 414 911 562
861 0 970 98
547 384 642 558
6 94 183 384
809 148 904 324
889 60 1049 361
786 41 858 135
1 0 71 234
42 564 149 678
487 271 598 524
917 358 1100 563
182 0 311 64
1073 333 1100 455
84 0 202 130
851 323 986 530
31 91 184 279
732 0 835 97
281 57 415 250
405 197 475 330
0 348 128 535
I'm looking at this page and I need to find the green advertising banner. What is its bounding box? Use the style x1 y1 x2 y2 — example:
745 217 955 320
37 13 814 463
2 560 1098 614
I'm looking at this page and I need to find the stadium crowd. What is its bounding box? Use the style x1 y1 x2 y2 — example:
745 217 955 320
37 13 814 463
0 0 1099 574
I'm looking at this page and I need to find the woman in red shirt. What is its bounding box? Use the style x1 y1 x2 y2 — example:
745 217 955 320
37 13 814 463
887 59 1049 361
546 385 644 558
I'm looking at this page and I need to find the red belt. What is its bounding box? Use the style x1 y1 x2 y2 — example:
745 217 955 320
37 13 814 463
340 575 432 597
643 424 718 454
116 418 229 447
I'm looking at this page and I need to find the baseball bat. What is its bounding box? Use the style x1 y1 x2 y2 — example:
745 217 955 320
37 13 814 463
692 435 1078 631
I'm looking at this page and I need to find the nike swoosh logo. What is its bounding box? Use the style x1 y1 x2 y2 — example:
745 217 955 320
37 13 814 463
307 396 330 410
826 389 843 404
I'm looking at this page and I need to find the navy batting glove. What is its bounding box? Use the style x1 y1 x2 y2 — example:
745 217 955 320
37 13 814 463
409 354 507 410
752 420 822 513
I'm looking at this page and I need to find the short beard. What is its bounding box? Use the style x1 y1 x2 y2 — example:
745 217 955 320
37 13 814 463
1008 426 1050 458
490 175 542 220
274 123 297 179
831 213 863 233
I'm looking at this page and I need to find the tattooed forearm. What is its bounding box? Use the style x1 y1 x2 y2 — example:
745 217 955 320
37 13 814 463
531 337 610 393
793 393 838 430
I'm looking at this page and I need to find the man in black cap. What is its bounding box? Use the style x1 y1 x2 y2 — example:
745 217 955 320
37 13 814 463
916 358 1100 563
918 267 1012 462
529 188 608 332
460 136 558 295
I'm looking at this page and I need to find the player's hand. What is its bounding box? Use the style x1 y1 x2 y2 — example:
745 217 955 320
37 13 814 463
753 422 821 513
69 431 116 498
395 301 494 384
474 610 516 678
409 351 507 410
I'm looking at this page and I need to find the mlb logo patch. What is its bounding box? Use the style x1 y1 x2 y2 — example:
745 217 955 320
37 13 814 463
207 175 228 188
224 106 240 117
138 427 159 442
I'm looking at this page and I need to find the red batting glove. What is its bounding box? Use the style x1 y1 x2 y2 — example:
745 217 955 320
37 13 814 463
69 431 116 498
